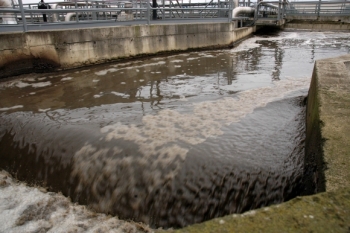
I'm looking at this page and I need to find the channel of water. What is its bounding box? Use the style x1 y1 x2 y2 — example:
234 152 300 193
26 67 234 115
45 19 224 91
0 30 349 229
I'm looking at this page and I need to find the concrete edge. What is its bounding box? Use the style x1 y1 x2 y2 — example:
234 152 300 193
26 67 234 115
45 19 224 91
0 23 255 79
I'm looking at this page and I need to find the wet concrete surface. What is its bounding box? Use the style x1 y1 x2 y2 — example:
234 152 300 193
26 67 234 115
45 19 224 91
0 31 349 229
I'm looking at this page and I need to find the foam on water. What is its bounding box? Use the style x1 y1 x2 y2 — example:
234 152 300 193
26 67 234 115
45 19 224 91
99 77 309 163
0 105 23 111
231 37 262 52
38 108 51 112
31 81 51 88
9 81 52 88
61 77 73 81
111 91 130 98
95 61 167 76
68 77 309 227
0 171 151 233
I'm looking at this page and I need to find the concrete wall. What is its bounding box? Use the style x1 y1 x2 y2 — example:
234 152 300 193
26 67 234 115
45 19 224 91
285 15 350 30
285 21 350 31
286 15 350 23
306 54 350 192
0 23 255 78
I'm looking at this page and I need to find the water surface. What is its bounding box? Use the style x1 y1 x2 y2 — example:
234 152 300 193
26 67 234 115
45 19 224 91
0 30 349 228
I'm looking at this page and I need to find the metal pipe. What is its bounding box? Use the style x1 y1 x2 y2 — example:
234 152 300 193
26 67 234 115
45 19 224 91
65 12 77 21
0 0 17 24
232 6 254 17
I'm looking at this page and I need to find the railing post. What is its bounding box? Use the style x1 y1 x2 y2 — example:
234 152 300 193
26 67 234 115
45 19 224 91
147 0 150 24
28 3 33 23
228 0 233 22
152 0 157 19
278 0 281 20
75 0 79 22
317 0 321 18
18 0 27 32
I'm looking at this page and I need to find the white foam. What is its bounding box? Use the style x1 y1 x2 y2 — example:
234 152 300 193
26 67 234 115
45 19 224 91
0 105 23 111
14 81 51 88
95 61 166 76
111 92 130 98
95 70 108 76
15 81 31 88
25 78 36 82
38 108 51 112
31 81 52 88
0 170 151 233
231 37 261 53
101 77 310 163
61 77 73 81
202 55 215 58
95 68 119 76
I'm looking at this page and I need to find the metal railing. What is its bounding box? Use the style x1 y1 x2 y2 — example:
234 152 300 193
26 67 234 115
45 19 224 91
0 0 239 31
285 0 350 17
5 0 348 33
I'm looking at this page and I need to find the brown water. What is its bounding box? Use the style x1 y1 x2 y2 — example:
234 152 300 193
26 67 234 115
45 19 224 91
0 31 349 228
